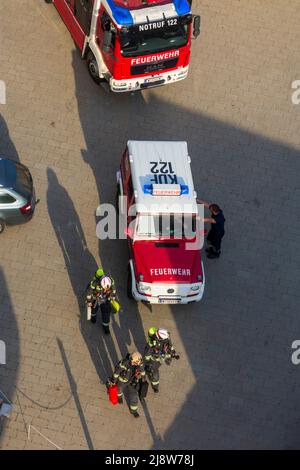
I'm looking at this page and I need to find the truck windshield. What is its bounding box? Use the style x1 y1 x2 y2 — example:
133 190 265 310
136 214 196 240
119 23 189 57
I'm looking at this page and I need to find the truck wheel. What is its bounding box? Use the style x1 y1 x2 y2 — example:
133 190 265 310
0 220 5 234
127 269 134 299
44 0 53 3
87 52 104 85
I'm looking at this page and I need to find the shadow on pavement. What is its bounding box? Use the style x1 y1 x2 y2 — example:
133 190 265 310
0 113 20 161
47 168 121 380
56 337 94 450
0 266 20 445
0 115 20 447
71 52 149 362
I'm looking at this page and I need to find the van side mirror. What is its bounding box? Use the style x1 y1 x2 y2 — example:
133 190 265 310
103 31 112 52
193 15 201 39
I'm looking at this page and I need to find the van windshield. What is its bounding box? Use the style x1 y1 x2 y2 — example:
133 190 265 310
136 214 196 240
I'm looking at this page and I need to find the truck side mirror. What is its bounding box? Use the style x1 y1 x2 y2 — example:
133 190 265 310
103 31 112 52
193 15 201 39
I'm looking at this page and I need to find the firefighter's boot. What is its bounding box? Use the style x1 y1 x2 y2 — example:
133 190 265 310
118 395 123 404
152 384 159 393
130 410 140 418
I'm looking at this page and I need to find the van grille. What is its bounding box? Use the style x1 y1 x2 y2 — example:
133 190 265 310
131 57 178 76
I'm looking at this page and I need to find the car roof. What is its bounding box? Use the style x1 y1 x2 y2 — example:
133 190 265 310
0 157 17 189
127 140 198 214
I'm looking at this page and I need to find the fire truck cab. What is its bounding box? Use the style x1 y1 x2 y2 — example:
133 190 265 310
47 0 200 92
117 140 205 304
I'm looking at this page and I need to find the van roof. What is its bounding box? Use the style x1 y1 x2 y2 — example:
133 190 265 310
127 140 198 214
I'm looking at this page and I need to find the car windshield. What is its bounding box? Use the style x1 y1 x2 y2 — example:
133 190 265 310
136 214 196 240
13 163 32 199
120 23 189 57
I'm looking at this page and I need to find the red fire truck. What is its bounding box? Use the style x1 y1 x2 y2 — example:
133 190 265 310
46 0 200 92
117 140 205 304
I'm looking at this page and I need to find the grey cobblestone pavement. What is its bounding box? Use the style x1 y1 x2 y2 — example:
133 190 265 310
0 0 300 449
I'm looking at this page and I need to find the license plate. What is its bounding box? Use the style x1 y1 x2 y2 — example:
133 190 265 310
146 76 162 83
159 298 181 304
141 79 165 89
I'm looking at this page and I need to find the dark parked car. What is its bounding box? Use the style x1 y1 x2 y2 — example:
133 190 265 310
0 157 36 233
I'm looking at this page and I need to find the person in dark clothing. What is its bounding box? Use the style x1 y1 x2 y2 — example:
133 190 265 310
144 328 180 393
197 200 226 259
100 298 112 335
85 275 117 329
111 352 146 418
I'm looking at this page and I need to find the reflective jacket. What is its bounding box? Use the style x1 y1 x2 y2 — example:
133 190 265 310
89 278 116 300
113 355 146 385
144 338 175 363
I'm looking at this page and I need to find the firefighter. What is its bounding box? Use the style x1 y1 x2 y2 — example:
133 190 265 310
111 351 146 418
144 328 180 393
86 276 117 328
197 199 226 259
90 269 117 297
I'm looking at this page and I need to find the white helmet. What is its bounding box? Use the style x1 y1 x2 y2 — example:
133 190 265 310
101 276 112 290
156 328 169 340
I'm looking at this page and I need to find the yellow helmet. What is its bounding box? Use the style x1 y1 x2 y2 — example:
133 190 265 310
148 327 157 337
95 268 104 279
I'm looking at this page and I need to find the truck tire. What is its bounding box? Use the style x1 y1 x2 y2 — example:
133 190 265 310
44 0 53 3
127 269 134 299
87 51 105 85
0 219 5 234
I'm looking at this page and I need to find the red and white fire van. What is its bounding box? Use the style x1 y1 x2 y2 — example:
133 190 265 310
46 0 200 92
117 140 205 304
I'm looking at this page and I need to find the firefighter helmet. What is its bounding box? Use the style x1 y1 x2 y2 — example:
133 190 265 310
156 328 169 340
95 268 104 279
148 327 157 337
101 276 112 290
131 351 142 365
